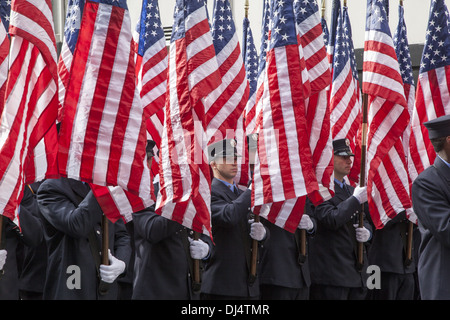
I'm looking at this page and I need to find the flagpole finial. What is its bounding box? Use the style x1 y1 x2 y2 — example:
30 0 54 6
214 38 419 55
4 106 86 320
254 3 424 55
343 0 347 7
400 0 403 6
245 0 249 18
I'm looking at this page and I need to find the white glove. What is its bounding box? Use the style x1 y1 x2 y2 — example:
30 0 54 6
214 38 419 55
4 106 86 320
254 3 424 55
298 214 314 231
249 219 266 241
99 250 126 284
355 226 371 242
189 237 209 260
0 250 6 270
353 186 368 204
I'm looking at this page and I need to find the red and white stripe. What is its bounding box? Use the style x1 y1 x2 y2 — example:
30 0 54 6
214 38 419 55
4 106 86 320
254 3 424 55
0 18 9 115
363 16 412 229
296 3 333 205
0 0 59 220
252 35 319 216
156 1 222 237
57 1 151 200
409 66 450 181
204 5 249 144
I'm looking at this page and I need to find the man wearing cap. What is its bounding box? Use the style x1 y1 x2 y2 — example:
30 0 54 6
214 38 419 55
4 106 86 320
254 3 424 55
201 138 268 300
411 114 450 300
309 138 372 300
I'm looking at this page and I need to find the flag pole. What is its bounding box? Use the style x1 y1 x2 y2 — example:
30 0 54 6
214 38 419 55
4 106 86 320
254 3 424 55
98 214 110 295
357 93 369 271
321 0 326 18
192 231 201 293
399 0 414 267
245 0 259 284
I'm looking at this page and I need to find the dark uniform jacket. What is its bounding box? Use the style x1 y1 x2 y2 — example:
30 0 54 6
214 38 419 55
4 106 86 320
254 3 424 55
132 207 201 300
412 156 450 300
367 211 416 275
309 182 372 288
37 178 131 300
0 186 45 300
201 178 267 298
18 183 48 297
259 204 314 290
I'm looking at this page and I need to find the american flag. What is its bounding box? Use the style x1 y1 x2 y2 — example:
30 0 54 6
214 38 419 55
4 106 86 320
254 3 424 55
294 0 330 93
295 0 333 205
156 0 222 237
0 0 59 221
233 15 258 189
204 0 249 144
330 3 362 188
90 182 153 223
363 0 412 229
135 0 167 118
329 3 361 143
242 12 259 136
57 0 151 202
247 0 270 134
410 0 450 182
393 3 417 225
326 0 340 65
91 0 167 222
251 0 319 233
57 0 84 121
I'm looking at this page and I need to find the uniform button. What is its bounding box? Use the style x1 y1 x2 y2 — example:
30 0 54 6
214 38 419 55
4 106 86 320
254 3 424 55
96 230 101 235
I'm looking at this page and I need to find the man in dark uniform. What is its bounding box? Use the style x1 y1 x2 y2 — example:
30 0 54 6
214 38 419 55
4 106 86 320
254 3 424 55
18 182 48 300
201 138 268 300
117 140 157 300
367 210 416 300
411 114 450 300
259 202 315 300
309 138 372 300
0 185 46 300
132 207 210 300
132 140 210 300
36 178 131 300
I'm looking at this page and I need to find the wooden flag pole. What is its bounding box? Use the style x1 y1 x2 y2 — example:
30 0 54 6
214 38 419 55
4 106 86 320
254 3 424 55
101 214 109 266
192 231 201 292
245 0 249 18
244 0 258 286
357 93 369 271
321 0 326 18
405 220 414 266
98 214 110 295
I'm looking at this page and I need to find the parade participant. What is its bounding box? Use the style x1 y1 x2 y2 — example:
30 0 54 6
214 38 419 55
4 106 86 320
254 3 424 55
18 182 48 300
201 138 268 300
411 114 450 300
117 140 157 300
367 210 416 300
259 203 316 300
0 185 46 300
37 177 131 300
132 206 210 300
309 138 372 300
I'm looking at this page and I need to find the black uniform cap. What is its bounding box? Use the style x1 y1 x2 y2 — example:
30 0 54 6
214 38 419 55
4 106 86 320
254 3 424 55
333 138 354 156
423 114 450 139
208 138 240 161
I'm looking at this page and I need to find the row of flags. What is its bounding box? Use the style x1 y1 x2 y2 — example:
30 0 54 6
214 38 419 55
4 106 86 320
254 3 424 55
0 0 447 239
